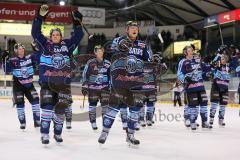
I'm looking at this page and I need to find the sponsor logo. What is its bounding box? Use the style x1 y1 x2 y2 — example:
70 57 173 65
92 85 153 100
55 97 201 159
52 54 66 69
20 59 32 66
21 67 29 78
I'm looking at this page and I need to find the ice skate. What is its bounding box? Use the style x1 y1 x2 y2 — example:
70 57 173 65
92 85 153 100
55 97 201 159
98 130 109 144
190 123 197 130
54 134 63 143
20 123 26 130
140 121 146 127
146 120 152 126
66 122 72 130
34 121 40 128
218 119 226 127
91 122 98 130
122 122 127 130
126 132 140 146
184 119 190 127
41 134 49 145
202 121 212 129
135 122 140 131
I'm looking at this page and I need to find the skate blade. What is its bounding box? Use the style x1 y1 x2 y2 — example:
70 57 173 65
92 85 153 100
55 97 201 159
127 142 139 149
66 129 72 132
55 141 63 146
218 125 225 128
43 144 49 148
99 143 108 150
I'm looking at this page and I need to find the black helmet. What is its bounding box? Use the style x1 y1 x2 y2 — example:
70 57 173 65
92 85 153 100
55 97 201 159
126 21 139 29
94 45 104 53
14 43 25 53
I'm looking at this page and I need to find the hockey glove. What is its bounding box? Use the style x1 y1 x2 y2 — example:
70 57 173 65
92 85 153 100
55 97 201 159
72 10 83 26
1 50 9 62
118 38 133 52
81 82 88 96
39 5 49 18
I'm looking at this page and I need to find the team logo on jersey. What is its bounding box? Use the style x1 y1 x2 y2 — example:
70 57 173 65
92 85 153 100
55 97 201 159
20 59 32 67
61 46 68 52
52 54 66 69
126 55 137 73
99 68 107 73
21 67 29 78
129 47 143 55
95 74 104 84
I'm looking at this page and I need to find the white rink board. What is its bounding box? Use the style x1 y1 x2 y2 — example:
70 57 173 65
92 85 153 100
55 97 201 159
0 99 240 160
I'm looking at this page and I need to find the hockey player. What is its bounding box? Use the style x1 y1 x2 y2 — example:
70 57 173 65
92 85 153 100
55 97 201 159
209 46 232 127
98 21 152 146
177 46 210 130
2 44 40 130
82 45 111 130
31 5 84 144
138 54 167 128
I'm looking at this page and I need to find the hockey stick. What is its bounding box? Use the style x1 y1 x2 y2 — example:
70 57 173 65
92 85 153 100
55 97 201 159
81 23 93 40
81 94 85 109
214 22 224 45
4 56 8 89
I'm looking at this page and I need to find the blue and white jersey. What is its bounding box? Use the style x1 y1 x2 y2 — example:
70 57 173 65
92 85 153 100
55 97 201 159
31 16 84 85
82 58 111 90
212 64 231 90
110 36 153 89
177 58 205 93
111 36 152 61
5 55 35 88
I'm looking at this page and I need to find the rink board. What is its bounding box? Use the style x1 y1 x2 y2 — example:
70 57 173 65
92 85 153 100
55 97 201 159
0 87 239 107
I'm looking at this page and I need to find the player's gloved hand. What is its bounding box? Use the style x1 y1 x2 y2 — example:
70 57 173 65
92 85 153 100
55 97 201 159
39 5 49 18
72 10 83 26
1 50 9 61
118 38 133 52
185 73 194 83
81 82 88 96
82 88 88 96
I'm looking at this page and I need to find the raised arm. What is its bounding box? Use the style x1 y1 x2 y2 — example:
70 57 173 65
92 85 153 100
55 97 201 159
31 5 49 49
65 10 84 54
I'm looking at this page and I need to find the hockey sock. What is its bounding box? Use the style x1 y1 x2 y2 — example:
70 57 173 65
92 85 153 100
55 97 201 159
139 105 145 122
128 106 140 133
200 105 208 122
40 105 54 134
189 107 197 124
65 105 72 122
219 105 226 120
31 101 40 122
102 106 119 129
146 102 154 121
53 113 65 135
89 102 97 123
184 105 189 120
210 102 218 118
120 105 128 124
101 105 108 117
16 104 26 124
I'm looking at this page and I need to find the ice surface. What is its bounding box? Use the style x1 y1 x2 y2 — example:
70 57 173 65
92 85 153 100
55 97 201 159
0 99 240 160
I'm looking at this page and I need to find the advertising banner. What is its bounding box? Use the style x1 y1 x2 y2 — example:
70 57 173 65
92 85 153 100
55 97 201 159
78 7 105 25
0 2 75 23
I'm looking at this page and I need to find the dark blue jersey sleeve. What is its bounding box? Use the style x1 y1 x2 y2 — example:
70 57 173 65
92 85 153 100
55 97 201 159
64 26 84 55
31 17 47 51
